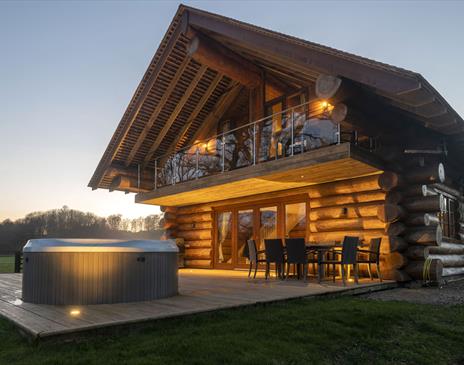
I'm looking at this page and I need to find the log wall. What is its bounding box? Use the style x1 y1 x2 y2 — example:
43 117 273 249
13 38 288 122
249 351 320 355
162 163 464 284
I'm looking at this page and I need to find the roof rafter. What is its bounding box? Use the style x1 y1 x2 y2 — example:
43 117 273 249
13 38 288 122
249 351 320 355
164 72 224 157
189 82 242 143
141 64 209 166
125 56 192 166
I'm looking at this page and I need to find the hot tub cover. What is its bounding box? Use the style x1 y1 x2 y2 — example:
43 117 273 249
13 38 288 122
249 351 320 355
23 238 179 253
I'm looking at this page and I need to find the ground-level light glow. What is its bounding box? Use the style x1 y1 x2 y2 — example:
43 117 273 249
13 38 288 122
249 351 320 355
70 309 81 316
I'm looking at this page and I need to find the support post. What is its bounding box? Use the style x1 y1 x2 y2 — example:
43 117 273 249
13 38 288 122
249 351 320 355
222 135 226 172
154 159 158 190
291 109 295 156
253 123 256 165
196 147 200 179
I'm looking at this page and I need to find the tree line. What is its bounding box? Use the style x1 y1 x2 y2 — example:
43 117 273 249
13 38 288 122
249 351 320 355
0 206 163 253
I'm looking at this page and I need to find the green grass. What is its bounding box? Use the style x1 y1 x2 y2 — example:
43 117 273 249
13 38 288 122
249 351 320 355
0 256 14 273
0 297 463 365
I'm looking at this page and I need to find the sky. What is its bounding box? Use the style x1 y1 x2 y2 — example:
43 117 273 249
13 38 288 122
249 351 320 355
0 0 463 221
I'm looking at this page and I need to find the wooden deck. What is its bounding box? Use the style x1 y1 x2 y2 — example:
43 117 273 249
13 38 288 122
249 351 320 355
0 269 396 341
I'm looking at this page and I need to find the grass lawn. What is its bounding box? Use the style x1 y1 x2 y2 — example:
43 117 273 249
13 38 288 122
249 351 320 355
0 256 14 273
0 297 463 365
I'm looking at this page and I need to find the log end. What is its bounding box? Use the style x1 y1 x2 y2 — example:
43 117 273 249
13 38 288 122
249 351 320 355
378 172 400 191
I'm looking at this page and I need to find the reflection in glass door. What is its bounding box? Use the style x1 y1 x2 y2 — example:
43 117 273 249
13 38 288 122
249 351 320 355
259 206 278 251
285 202 307 239
237 209 254 266
216 211 233 266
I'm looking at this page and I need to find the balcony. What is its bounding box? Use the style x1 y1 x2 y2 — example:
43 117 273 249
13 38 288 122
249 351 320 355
136 101 384 206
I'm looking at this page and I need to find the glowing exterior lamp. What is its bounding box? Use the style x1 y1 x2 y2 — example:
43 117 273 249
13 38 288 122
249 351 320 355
70 309 81 316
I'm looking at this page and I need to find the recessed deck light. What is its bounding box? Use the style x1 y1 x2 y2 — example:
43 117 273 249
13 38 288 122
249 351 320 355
70 309 81 316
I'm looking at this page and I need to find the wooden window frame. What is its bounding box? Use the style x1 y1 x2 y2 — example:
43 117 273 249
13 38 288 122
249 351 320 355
212 194 310 269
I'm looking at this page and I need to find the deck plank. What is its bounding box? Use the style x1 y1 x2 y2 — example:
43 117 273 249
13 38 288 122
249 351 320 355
0 270 395 340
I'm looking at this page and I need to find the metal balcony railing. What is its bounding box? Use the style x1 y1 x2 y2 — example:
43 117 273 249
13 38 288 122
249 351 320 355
143 100 347 190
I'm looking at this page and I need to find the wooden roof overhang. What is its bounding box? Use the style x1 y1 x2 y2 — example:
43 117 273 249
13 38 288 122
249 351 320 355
135 143 383 206
89 5 464 192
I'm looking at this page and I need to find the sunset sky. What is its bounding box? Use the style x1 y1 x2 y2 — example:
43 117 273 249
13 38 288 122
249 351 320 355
1 0 463 221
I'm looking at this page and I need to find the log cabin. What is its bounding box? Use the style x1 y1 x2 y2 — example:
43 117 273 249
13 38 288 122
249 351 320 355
89 5 464 284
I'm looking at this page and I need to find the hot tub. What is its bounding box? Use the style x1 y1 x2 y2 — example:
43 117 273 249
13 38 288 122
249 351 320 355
22 239 178 305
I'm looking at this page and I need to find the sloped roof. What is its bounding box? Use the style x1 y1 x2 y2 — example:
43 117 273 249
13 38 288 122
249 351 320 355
89 4 463 190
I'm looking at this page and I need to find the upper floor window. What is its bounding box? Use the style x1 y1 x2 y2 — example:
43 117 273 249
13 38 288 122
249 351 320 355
441 195 459 239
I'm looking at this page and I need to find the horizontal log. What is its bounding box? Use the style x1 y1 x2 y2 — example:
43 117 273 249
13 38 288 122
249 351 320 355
386 191 403 204
159 218 176 229
442 267 464 277
381 269 411 282
184 240 212 248
428 254 464 267
309 229 385 243
310 202 381 220
177 213 212 224
305 173 398 198
179 229 212 241
187 33 261 88
378 172 402 191
380 252 408 270
178 221 213 231
406 246 430 260
403 213 437 226
164 228 177 238
405 225 443 246
310 217 385 232
430 183 463 201
386 222 407 236
401 185 425 198
184 248 212 260
404 259 443 282
160 206 177 213
315 74 342 99
176 205 212 215
402 194 444 212
377 204 405 223
405 162 445 184
310 190 386 208
389 236 408 252
424 213 439 226
184 259 212 268
163 212 176 220
161 232 176 240
429 242 464 255
109 175 152 193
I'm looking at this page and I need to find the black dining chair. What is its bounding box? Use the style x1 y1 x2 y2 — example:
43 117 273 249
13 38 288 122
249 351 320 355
264 239 286 280
357 237 383 282
284 238 317 281
318 236 359 286
246 239 266 279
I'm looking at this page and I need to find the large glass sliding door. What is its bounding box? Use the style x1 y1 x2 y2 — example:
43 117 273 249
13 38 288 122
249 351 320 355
215 211 233 268
214 198 307 269
237 209 254 266
285 202 307 239
258 206 278 252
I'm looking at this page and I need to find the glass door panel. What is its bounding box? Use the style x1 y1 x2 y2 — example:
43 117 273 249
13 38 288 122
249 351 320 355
285 202 306 239
237 209 254 266
258 206 278 251
216 211 233 266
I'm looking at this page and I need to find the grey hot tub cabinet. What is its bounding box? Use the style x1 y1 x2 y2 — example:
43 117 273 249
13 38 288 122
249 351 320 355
22 239 179 305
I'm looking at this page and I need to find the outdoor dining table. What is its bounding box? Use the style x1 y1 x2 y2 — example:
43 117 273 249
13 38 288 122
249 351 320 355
306 243 340 281
306 241 365 281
